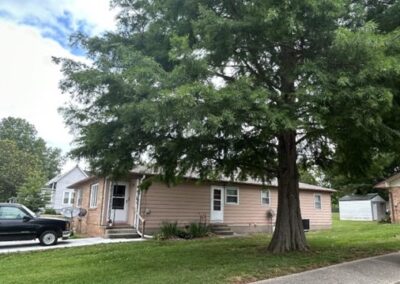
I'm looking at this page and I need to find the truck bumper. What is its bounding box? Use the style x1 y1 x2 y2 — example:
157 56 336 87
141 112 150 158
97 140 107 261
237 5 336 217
62 230 72 239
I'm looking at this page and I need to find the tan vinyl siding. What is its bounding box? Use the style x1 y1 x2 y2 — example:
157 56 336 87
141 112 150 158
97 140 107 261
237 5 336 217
300 191 332 229
140 182 210 229
223 185 278 226
141 182 332 231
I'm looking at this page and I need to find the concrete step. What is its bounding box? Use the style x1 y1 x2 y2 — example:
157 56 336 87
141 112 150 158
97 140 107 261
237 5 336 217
211 227 232 232
210 223 230 228
213 230 234 236
106 232 141 239
105 227 140 239
210 224 234 236
106 228 137 234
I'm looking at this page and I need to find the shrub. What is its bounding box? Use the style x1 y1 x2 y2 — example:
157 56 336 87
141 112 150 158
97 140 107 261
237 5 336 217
187 222 210 238
43 208 58 215
159 221 180 239
156 221 210 240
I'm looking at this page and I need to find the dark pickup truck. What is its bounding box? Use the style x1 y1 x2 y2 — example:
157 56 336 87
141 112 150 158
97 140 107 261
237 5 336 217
0 203 71 246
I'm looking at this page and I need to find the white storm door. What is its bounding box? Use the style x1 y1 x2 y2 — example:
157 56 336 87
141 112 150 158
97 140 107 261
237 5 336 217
210 187 224 223
111 183 129 223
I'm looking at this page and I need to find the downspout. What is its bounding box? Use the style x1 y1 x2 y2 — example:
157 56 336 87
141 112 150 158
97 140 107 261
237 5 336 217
135 175 153 239
100 177 107 227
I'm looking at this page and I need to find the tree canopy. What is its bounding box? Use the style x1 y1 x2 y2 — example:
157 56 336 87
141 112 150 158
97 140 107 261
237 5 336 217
57 0 400 252
0 117 64 204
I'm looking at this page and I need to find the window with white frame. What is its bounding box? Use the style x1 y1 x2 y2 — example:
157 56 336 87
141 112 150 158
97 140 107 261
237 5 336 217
261 190 270 205
90 184 99 208
314 194 322 209
225 187 239 204
63 191 75 205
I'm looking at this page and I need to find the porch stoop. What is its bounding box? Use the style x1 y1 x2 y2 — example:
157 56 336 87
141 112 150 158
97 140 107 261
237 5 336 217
105 227 141 239
210 223 234 236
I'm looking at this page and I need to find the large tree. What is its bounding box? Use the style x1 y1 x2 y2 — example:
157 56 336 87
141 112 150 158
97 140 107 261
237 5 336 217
0 117 63 179
57 0 400 252
0 117 64 203
0 140 40 201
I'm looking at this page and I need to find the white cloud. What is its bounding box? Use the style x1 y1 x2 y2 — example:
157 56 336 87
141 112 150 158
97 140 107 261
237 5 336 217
0 20 84 171
0 1 117 173
0 21 71 149
0 0 118 34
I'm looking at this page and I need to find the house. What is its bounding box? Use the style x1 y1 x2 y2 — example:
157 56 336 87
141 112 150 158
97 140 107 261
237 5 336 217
375 173 400 223
45 165 88 213
68 168 335 237
338 193 386 221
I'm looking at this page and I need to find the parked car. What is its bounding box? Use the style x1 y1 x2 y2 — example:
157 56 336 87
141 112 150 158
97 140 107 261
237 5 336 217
0 203 71 246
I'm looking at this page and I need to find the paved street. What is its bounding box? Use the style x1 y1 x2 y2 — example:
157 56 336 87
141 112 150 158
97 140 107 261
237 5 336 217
0 237 145 254
253 252 400 284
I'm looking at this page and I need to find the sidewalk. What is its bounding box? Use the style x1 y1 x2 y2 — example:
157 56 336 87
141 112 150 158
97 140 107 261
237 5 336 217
0 237 145 254
253 252 400 284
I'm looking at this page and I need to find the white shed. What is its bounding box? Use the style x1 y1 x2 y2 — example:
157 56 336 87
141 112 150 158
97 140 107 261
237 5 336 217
339 193 386 221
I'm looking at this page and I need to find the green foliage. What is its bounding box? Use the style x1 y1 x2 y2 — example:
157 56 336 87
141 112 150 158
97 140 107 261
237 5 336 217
186 222 210 238
43 208 58 215
0 117 64 180
0 217 400 283
156 221 180 240
16 170 49 212
57 1 400 183
0 140 40 201
0 117 64 202
56 1 400 251
156 221 210 240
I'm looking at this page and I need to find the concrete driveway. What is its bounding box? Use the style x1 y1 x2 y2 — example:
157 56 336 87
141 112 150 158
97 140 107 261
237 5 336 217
253 252 400 284
0 237 146 254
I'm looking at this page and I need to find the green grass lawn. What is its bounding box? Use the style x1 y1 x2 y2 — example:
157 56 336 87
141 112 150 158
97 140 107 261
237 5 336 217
1 215 399 284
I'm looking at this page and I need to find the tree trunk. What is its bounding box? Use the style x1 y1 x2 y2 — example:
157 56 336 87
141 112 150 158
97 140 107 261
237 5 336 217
267 130 309 253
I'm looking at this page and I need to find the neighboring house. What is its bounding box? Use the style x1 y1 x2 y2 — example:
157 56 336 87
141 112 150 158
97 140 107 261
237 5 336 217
68 169 335 237
339 193 386 221
45 165 88 213
375 173 400 223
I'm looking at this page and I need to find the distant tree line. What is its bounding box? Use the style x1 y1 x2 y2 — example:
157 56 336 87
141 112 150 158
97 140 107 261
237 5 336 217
0 117 64 211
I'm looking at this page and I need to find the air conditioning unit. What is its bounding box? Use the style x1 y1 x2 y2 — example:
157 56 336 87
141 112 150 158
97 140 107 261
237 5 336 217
302 219 310 232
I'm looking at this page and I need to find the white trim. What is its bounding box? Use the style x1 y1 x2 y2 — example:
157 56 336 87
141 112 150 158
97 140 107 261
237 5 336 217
62 190 75 205
314 193 322 209
225 186 239 205
210 186 224 223
89 183 99 209
109 181 129 223
261 189 271 205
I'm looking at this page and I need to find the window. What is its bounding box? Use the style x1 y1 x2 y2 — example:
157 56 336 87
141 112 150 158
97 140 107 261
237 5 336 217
0 206 28 220
225 187 239 204
314 194 322 209
261 190 270 205
90 184 99 208
77 189 83 206
63 192 70 204
63 191 76 205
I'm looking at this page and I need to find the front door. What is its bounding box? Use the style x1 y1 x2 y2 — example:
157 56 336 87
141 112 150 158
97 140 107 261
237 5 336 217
372 202 378 220
210 187 224 223
111 183 129 223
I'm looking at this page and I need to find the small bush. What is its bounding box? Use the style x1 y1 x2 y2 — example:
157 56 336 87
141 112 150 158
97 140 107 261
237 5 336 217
159 221 180 239
187 222 210 238
156 221 210 240
43 208 58 215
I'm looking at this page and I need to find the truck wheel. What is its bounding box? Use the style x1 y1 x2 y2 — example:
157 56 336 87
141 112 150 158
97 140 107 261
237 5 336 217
39 231 58 246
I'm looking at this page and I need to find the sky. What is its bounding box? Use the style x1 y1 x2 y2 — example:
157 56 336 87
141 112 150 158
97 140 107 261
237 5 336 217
0 0 118 172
